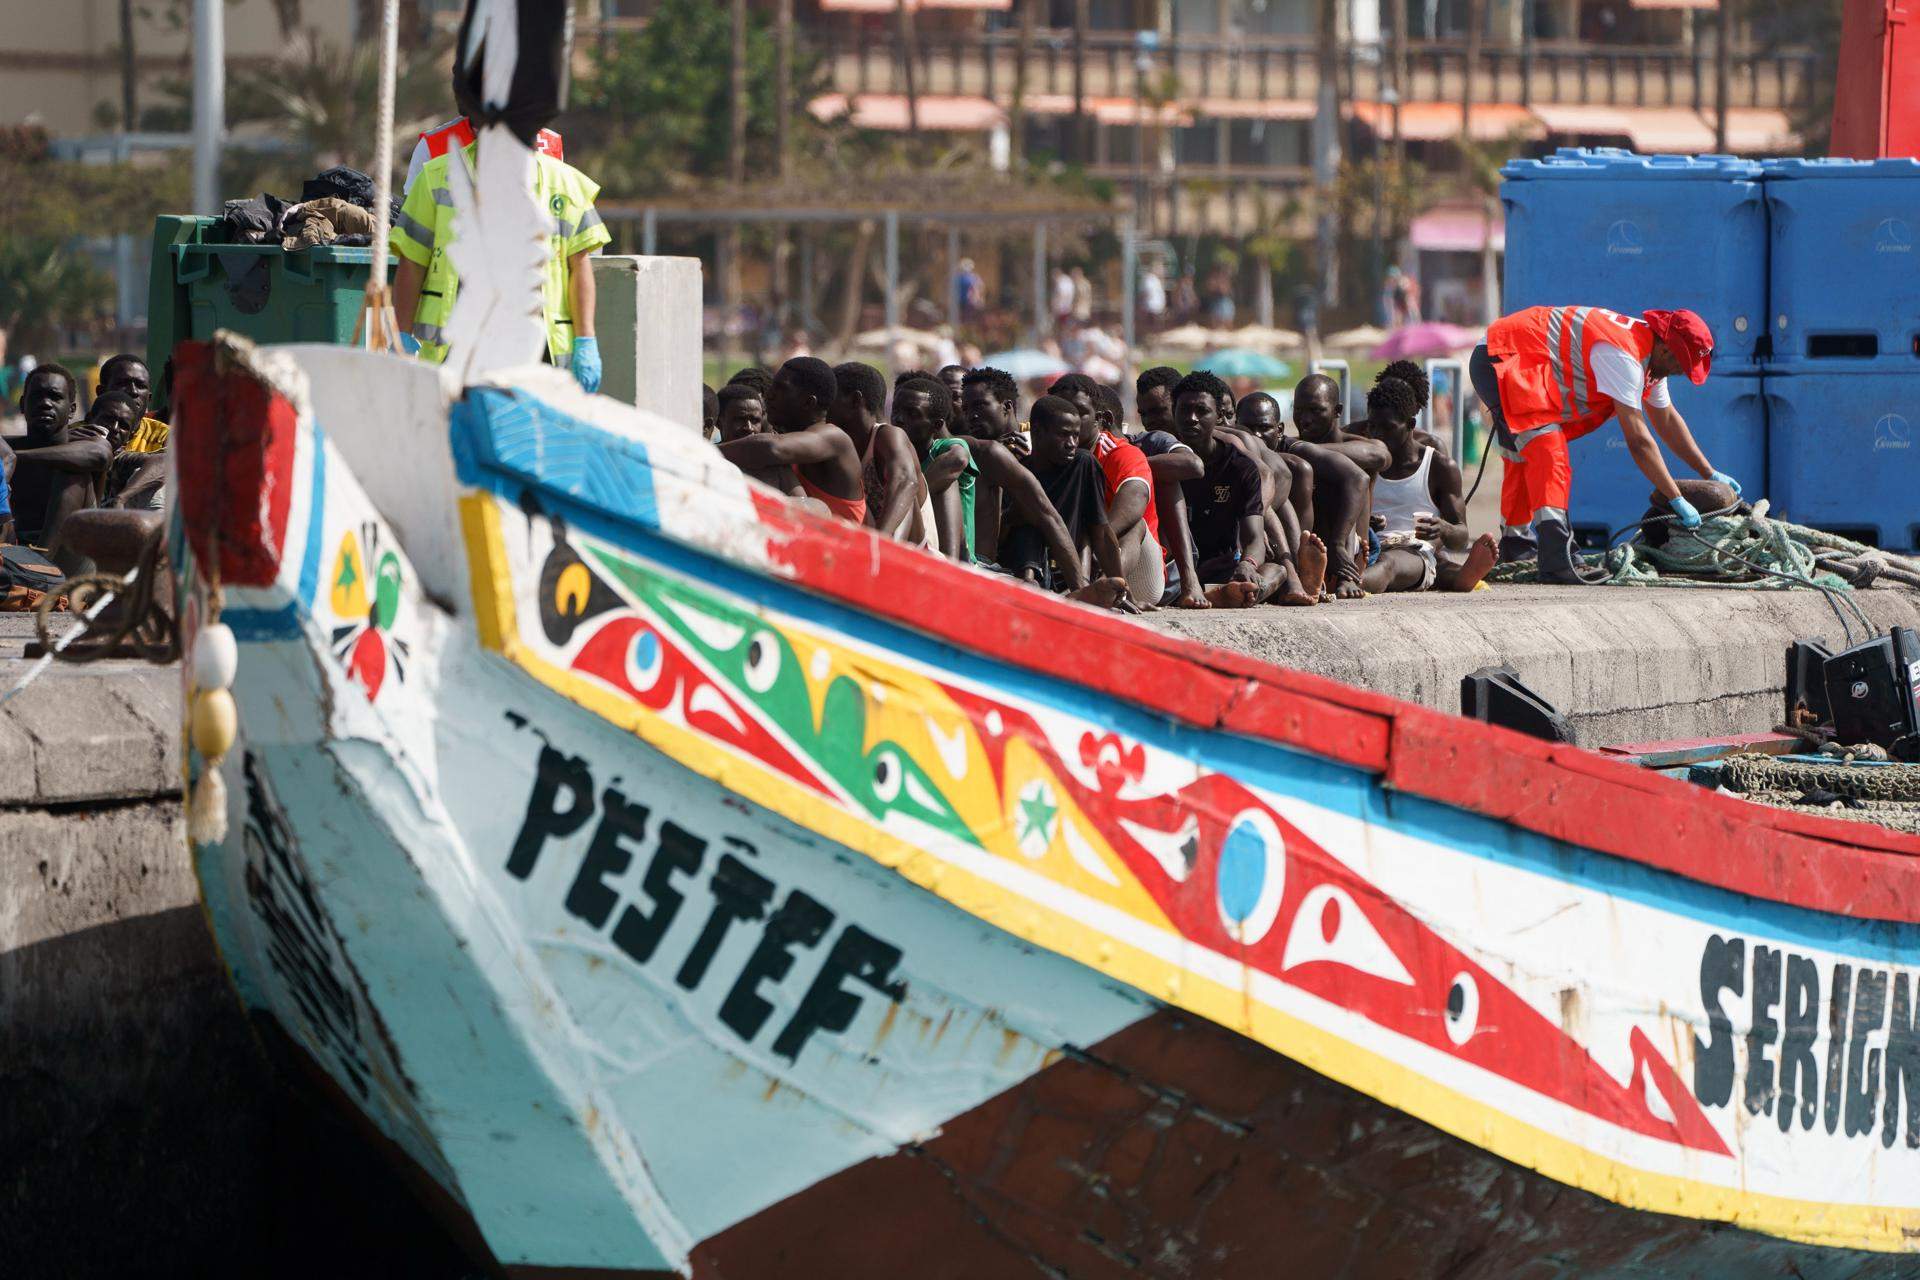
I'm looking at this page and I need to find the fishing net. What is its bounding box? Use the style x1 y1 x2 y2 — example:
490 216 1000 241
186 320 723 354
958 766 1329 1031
1717 751 1920 836
1489 501 1920 593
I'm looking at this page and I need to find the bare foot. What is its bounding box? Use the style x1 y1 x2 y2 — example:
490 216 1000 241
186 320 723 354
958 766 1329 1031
1206 580 1261 608
1448 533 1499 592
1293 532 1327 599
1175 590 1212 610
1069 576 1140 613
1279 590 1319 606
1332 578 1366 600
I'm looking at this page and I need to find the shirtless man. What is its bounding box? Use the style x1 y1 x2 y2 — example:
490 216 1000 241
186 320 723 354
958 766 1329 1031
1292 373 1387 599
1172 373 1313 607
716 357 866 524
891 376 977 563
830 361 926 542
1 364 110 560
1359 376 1497 594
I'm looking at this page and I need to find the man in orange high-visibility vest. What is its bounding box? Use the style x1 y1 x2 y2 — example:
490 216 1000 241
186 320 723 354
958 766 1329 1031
1467 305 1736 584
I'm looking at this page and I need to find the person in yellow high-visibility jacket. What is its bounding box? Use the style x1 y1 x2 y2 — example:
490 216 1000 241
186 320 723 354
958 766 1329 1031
390 139 613 392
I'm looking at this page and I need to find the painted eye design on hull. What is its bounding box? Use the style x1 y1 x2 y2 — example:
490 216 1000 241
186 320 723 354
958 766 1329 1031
743 631 781 693
1281 884 1413 985
1214 810 1285 945
1444 972 1480 1046
872 751 903 804
625 627 666 693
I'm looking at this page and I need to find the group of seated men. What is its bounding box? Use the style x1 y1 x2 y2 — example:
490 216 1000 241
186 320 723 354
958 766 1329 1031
6 355 169 568
703 355 1496 613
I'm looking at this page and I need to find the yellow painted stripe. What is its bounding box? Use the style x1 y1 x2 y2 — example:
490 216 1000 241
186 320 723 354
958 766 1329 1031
457 492 1920 1254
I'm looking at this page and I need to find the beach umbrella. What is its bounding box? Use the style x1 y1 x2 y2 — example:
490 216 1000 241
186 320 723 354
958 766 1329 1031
1324 324 1389 351
1195 347 1294 379
1371 321 1483 361
1153 323 1223 351
1227 323 1305 351
982 348 1071 380
852 325 947 353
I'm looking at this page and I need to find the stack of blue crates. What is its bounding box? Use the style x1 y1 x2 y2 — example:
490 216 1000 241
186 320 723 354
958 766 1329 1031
1762 158 1920 551
1501 149 1769 542
1500 148 1920 550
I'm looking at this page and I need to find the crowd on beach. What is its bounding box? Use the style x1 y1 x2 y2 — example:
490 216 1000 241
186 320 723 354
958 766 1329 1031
705 356 1499 614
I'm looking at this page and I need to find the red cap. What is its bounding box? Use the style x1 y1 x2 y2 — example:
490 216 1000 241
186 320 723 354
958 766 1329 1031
1643 309 1714 384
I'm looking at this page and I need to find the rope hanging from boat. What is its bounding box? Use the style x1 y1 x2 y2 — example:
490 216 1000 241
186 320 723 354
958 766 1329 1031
357 0 403 353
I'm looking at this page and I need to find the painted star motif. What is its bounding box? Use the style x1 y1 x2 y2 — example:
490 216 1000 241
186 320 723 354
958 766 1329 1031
1016 781 1058 857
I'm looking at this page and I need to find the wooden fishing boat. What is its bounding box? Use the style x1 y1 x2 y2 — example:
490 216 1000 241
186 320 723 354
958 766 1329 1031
170 331 1920 1279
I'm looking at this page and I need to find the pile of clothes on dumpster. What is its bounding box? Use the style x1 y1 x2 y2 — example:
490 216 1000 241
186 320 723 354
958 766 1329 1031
213 166 402 252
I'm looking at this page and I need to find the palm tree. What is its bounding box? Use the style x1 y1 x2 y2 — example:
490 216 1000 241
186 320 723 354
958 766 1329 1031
226 32 449 181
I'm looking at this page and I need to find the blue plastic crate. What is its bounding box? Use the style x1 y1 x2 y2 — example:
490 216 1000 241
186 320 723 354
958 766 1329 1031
1762 158 1920 368
1764 363 1920 551
1502 148 1767 370
1562 370 1767 543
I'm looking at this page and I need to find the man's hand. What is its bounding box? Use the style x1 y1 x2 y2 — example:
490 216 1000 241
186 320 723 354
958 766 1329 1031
1668 495 1703 529
1369 513 1386 532
1414 513 1470 549
570 336 602 394
1707 469 1742 498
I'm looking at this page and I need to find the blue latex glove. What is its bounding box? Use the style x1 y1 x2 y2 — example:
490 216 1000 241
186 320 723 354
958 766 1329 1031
1708 469 1742 497
1668 495 1703 529
570 336 602 394
398 331 420 356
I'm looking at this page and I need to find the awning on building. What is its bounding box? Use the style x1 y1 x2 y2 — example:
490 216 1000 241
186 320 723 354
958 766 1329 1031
1410 204 1504 253
1024 94 1194 126
1194 98 1318 122
1348 101 1542 142
809 93 1006 131
818 0 1011 10
1532 103 1797 153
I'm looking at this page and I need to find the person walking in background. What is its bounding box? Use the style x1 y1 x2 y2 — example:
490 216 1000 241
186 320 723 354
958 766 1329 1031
1051 267 1076 331
953 258 984 324
1138 262 1166 335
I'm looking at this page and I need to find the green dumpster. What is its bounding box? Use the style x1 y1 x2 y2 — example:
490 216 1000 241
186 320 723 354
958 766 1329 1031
147 215 396 412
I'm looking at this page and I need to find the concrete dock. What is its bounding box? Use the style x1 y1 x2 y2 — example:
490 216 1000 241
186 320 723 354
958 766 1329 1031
1147 581 1920 746
5 582 1920 1272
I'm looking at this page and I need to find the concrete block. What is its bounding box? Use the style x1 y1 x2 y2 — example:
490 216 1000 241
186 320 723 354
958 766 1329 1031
1147 583 1920 747
593 254 704 431
0 665 178 805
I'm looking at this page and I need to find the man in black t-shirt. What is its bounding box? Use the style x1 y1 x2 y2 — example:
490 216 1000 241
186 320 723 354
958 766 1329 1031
1172 372 1310 607
999 395 1138 611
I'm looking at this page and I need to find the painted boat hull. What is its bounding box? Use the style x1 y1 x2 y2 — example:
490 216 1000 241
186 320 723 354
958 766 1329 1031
172 338 1920 1276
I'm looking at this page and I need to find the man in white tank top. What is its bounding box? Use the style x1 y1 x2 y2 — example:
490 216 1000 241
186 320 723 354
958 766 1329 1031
1359 376 1498 594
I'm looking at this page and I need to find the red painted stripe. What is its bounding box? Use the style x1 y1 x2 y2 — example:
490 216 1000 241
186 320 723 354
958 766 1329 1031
174 340 298 588
743 489 1920 923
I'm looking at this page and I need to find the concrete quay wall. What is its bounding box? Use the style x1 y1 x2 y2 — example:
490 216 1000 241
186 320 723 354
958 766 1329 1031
1149 583 1920 747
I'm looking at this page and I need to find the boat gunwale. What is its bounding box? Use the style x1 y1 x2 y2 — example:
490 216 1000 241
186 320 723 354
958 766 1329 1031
447 385 1920 927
